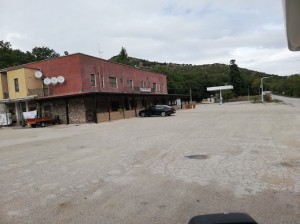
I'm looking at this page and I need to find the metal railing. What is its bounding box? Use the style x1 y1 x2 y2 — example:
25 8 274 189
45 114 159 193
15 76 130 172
28 88 50 97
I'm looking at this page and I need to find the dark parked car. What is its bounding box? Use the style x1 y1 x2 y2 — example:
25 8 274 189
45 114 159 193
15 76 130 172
139 105 176 117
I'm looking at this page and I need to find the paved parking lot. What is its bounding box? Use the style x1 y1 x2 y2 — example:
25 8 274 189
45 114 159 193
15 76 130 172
0 101 300 224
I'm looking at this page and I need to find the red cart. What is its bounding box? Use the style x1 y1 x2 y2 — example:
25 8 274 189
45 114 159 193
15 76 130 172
25 117 54 128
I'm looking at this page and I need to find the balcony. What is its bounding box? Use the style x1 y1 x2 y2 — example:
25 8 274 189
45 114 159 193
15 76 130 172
28 88 50 97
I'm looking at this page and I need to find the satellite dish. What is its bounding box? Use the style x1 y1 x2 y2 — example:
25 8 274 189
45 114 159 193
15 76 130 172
57 76 65 84
50 77 58 85
35 71 43 79
43 78 51 85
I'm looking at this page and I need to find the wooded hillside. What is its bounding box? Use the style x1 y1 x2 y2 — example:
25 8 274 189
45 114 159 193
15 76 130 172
110 48 300 100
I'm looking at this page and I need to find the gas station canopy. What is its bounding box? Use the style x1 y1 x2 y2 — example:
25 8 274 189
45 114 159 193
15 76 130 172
206 85 234 105
207 85 233 91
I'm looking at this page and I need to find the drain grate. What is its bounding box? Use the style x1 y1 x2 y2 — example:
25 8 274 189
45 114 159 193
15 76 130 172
185 154 208 160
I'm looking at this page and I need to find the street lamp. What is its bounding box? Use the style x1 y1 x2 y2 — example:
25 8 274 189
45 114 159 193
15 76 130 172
261 77 270 103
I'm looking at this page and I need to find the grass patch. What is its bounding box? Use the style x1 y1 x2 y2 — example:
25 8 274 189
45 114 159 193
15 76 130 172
269 99 283 103
251 96 261 103
251 98 283 104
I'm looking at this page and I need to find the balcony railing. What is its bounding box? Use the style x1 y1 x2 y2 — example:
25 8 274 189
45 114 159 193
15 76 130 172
28 88 50 97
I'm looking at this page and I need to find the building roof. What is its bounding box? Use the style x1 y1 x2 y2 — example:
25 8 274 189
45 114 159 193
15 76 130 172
0 53 166 77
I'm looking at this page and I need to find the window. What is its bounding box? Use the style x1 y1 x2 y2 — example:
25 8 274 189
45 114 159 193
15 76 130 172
129 80 134 90
14 78 19 92
155 105 164 110
153 83 157 91
90 74 96 87
100 75 104 87
109 77 117 88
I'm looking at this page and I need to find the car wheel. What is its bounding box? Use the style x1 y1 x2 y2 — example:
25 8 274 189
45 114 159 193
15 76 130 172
161 112 166 117
140 112 145 117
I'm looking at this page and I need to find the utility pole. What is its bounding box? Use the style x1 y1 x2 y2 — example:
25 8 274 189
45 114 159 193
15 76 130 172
189 87 192 103
98 44 104 58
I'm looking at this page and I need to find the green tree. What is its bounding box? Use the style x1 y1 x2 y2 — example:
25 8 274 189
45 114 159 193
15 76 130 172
222 90 235 102
115 47 130 64
0 40 62 68
250 78 261 95
0 40 11 50
31 46 60 61
229 59 247 96
0 40 33 68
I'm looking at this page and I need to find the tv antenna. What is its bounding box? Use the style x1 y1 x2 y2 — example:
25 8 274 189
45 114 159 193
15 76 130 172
98 43 104 58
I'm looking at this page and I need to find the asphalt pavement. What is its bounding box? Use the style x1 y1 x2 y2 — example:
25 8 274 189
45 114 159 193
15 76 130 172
272 94 300 109
0 101 299 224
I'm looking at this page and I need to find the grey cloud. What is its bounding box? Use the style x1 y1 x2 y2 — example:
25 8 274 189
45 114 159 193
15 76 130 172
0 0 299 75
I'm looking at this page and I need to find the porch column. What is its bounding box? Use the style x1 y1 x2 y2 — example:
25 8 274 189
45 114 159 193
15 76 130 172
121 96 125 118
65 99 69 125
15 102 20 125
128 97 132 110
25 101 29 112
107 96 111 121
94 95 98 123
4 103 9 126
36 102 41 118
41 102 45 117
133 96 137 117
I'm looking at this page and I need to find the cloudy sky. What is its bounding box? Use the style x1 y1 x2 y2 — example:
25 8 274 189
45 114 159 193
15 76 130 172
1 0 300 75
